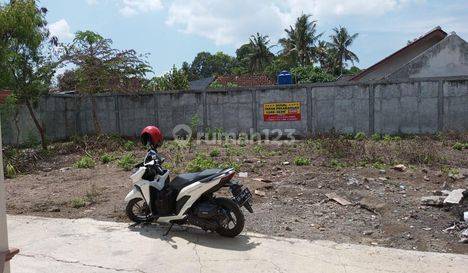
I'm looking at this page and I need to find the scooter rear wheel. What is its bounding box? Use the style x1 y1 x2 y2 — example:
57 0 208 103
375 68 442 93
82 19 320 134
215 197 245 237
126 198 151 223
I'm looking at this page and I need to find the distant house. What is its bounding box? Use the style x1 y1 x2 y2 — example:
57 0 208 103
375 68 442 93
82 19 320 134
213 75 275 87
189 77 215 90
0 90 12 104
350 27 468 82
189 75 275 90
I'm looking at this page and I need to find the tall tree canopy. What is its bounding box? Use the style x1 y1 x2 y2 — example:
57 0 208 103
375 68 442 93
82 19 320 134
149 65 189 91
62 30 151 93
0 0 58 149
329 26 359 74
279 14 322 66
61 30 151 134
247 33 274 73
188 51 237 80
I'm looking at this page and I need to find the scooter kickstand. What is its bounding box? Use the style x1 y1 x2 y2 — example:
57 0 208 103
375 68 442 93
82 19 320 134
164 223 174 236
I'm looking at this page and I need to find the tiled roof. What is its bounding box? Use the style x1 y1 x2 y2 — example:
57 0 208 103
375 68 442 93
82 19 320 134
215 75 275 87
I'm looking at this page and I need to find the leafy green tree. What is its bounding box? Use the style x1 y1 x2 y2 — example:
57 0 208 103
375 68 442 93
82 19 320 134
181 61 192 79
345 66 361 75
149 66 189 91
279 14 322 66
264 56 292 78
291 66 335 83
61 30 151 134
0 0 58 149
329 26 359 74
232 43 253 74
247 33 274 73
57 70 79 91
189 51 237 80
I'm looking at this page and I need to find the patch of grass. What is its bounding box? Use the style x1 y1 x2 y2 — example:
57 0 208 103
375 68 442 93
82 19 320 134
225 144 243 157
209 149 220 157
5 163 16 178
294 156 311 166
371 133 381 141
118 154 137 171
371 161 387 170
187 154 217 172
123 140 135 151
330 159 347 169
354 132 366 141
452 142 468 151
74 156 96 169
218 160 241 171
396 142 442 165
100 153 115 164
320 137 360 159
253 144 264 155
441 166 459 176
70 197 86 208
383 134 402 142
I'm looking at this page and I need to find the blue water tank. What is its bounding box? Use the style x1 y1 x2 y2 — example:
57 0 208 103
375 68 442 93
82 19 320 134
277 70 293 85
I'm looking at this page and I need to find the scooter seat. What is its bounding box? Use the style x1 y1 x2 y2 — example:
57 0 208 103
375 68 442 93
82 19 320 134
170 169 223 191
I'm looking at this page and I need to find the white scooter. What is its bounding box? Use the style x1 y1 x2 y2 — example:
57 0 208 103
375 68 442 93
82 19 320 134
124 149 253 237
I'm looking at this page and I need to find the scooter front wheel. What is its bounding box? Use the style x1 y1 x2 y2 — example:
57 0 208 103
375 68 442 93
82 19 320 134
126 198 151 223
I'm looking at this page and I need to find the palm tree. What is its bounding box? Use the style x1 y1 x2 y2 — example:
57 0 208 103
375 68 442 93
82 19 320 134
279 14 322 66
315 40 329 68
329 26 359 74
247 33 274 73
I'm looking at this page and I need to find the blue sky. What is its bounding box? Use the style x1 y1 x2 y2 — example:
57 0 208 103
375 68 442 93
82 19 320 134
38 0 468 77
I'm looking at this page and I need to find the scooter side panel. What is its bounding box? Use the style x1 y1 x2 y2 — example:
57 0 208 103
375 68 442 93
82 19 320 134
124 187 144 203
158 179 221 223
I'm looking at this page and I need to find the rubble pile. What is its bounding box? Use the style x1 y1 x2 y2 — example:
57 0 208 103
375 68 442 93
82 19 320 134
421 188 468 244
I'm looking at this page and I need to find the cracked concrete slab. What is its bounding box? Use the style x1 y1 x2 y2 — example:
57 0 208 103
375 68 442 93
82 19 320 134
7 215 468 273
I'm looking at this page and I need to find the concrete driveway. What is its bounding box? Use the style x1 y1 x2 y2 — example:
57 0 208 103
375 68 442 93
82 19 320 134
7 215 467 273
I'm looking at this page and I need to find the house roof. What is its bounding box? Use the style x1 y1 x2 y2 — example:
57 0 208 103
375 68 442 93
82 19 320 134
215 75 275 87
189 77 215 90
350 27 448 82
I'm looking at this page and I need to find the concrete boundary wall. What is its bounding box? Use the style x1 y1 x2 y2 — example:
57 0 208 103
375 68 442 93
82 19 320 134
2 77 468 145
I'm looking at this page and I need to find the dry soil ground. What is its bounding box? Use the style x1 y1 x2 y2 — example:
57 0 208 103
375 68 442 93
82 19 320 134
4 134 468 254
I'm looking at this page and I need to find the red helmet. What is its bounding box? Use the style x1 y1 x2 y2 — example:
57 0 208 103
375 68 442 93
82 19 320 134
140 126 163 146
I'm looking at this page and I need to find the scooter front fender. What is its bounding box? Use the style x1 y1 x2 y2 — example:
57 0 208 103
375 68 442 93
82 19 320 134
125 186 144 203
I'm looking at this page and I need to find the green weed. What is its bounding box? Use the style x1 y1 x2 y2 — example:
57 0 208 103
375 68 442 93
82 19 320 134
187 154 217 172
100 153 115 164
452 142 468 151
294 157 311 166
209 149 220 157
354 132 366 141
371 133 381 141
70 197 86 208
118 154 137 171
74 156 96 169
123 140 135 151
5 163 16 178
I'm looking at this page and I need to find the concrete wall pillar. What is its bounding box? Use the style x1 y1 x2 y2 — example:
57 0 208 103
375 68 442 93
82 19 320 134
0 118 11 273
437 80 444 131
368 84 375 135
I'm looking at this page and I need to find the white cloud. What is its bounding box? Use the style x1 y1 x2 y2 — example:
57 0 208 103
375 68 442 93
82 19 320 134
86 0 99 5
119 0 163 17
166 0 422 45
166 1 285 45
49 19 73 41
